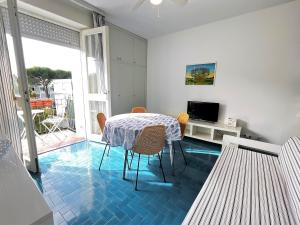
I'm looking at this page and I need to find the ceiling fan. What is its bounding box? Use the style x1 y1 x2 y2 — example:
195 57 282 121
133 0 188 11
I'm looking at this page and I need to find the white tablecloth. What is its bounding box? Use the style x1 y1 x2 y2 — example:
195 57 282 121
102 113 181 150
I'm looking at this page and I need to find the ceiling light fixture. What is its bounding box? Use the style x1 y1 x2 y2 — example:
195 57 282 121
150 0 163 5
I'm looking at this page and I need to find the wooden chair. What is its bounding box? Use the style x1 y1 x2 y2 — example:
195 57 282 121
97 113 111 170
125 125 166 190
175 112 188 165
131 107 147 113
97 113 133 171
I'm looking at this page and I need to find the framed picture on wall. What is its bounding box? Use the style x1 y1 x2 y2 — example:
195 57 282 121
185 62 217 85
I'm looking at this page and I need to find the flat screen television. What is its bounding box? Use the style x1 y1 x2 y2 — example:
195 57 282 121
187 101 219 122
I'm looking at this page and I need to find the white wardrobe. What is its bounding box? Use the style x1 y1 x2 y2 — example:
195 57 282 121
109 26 147 116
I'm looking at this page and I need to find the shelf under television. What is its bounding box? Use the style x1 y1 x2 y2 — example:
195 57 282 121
184 119 242 144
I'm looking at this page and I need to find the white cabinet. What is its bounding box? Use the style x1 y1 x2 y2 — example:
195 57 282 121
110 28 134 64
117 32 134 64
133 66 146 106
133 38 147 66
109 27 119 61
111 62 133 115
109 26 147 116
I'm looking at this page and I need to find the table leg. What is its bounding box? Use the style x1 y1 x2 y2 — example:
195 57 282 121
123 149 128 180
169 142 175 176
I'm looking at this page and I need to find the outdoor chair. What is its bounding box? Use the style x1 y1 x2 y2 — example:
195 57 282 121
41 105 67 140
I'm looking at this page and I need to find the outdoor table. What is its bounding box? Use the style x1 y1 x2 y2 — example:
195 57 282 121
17 109 44 141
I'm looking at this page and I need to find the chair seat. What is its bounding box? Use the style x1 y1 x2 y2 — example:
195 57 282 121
42 116 64 124
182 145 297 225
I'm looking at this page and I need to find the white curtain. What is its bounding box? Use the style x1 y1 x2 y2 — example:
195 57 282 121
0 10 22 158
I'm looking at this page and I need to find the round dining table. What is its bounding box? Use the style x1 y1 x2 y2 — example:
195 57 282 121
102 113 182 176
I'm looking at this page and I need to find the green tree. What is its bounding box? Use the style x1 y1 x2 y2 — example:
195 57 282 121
26 67 71 98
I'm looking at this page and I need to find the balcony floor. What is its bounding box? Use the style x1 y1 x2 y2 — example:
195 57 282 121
22 130 86 155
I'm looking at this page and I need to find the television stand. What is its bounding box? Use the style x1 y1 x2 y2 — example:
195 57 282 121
185 120 242 144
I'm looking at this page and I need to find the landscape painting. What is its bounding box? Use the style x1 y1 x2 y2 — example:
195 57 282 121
185 63 216 85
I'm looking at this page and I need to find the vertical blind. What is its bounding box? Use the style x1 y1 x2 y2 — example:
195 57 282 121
0 11 22 158
0 7 80 49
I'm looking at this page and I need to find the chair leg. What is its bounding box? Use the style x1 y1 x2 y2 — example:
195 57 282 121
178 141 188 165
123 150 129 180
172 142 175 176
127 151 133 170
107 144 111 156
135 154 141 191
158 153 166 183
159 148 164 168
99 143 108 171
129 151 134 169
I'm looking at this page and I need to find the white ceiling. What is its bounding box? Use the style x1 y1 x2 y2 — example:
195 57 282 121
84 0 292 39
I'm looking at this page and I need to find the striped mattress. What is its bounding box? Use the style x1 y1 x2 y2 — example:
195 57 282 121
279 137 300 224
182 139 300 225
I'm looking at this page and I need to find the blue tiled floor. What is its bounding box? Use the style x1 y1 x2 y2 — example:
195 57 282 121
32 138 220 225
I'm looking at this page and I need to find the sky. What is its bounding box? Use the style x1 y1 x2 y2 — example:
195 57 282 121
6 35 81 76
186 63 216 73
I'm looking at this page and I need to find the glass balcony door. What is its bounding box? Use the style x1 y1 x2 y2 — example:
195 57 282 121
81 26 111 142
1 0 39 172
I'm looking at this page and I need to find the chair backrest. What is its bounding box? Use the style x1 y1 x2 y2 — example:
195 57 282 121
132 107 147 113
177 112 189 139
96 113 106 133
133 125 166 155
56 105 66 118
278 137 300 224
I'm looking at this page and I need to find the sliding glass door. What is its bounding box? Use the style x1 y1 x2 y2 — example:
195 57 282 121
81 26 111 142
1 0 39 172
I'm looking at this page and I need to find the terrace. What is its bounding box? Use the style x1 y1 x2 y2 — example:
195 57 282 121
18 81 85 155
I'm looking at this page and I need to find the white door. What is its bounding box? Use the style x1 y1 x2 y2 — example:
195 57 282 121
3 0 39 172
80 26 111 142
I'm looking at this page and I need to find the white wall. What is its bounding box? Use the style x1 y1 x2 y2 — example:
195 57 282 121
147 1 300 144
20 0 93 29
